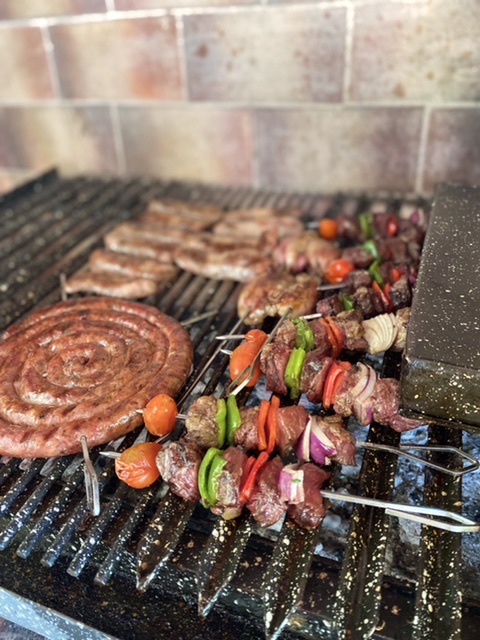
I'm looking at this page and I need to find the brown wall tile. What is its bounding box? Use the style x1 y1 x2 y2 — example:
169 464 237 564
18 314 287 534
351 1 480 102
0 1 105 20
0 26 54 100
255 107 423 193
119 106 252 185
50 17 182 100
184 6 346 102
0 107 119 174
423 108 480 193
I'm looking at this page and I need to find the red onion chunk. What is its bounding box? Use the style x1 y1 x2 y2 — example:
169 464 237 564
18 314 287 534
279 465 305 504
309 418 337 466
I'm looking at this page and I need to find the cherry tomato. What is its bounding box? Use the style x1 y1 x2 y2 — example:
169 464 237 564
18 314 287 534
115 442 162 489
318 218 338 241
324 259 355 284
230 330 267 387
143 393 178 437
386 214 399 237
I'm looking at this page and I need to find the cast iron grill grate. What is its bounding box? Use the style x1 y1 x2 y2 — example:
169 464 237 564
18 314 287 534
0 170 478 640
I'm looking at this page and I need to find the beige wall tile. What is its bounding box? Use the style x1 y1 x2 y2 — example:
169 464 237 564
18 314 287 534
119 106 253 185
255 107 423 193
116 0 256 7
184 6 346 102
423 108 480 193
50 17 182 100
0 107 119 174
351 0 480 102
0 27 54 100
0 1 105 20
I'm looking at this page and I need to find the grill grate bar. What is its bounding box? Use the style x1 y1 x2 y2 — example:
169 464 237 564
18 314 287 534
412 426 463 640
0 457 74 549
40 460 120 567
66 482 130 578
0 459 45 518
94 490 154 586
197 511 254 617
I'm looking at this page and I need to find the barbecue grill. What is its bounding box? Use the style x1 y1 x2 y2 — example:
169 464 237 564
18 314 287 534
0 170 479 640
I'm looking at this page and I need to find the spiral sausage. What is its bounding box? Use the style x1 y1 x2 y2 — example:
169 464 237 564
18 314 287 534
0 298 193 458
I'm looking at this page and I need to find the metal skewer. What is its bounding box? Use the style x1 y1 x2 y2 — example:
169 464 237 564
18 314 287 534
320 490 480 533
80 436 100 516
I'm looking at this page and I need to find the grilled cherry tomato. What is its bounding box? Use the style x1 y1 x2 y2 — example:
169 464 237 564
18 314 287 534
115 442 162 489
143 393 178 437
324 259 355 285
229 329 267 387
318 218 338 241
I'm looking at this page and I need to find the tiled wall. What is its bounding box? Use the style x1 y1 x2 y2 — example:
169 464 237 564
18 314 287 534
0 0 479 196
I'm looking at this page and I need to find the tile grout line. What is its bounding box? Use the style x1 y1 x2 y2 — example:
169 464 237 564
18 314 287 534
341 1 354 103
109 104 127 175
40 25 62 100
175 14 189 102
415 105 431 196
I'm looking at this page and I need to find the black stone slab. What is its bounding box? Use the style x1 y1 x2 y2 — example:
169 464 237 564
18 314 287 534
400 182 480 428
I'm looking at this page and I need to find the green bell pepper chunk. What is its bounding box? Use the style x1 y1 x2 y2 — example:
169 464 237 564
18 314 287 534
368 260 385 287
362 239 381 262
207 453 227 507
341 294 355 311
359 212 374 240
198 447 222 508
292 317 315 352
215 398 227 448
226 394 242 446
284 347 307 400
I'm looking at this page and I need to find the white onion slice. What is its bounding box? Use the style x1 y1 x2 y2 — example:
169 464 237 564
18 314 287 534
352 363 377 426
279 465 305 504
362 313 397 354
309 417 337 466
392 307 410 351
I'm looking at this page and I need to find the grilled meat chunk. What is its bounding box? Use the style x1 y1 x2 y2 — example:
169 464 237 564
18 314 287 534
275 405 309 456
211 447 248 520
300 353 333 403
287 463 331 529
235 406 260 452
174 245 271 283
247 456 287 527
184 395 219 450
315 294 343 318
156 439 202 503
273 232 341 275
260 342 291 396
313 415 357 466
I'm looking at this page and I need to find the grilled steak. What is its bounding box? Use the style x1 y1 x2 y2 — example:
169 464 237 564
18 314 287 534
174 245 272 283
0 298 193 458
156 439 202 503
238 271 319 326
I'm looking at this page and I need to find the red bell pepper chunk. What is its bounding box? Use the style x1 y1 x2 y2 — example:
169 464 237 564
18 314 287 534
322 361 351 409
386 214 399 237
390 267 402 284
266 395 280 455
257 399 270 451
372 280 393 313
326 317 344 358
239 451 270 504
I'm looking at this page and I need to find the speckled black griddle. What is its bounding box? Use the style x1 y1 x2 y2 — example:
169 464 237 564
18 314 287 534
400 182 480 428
